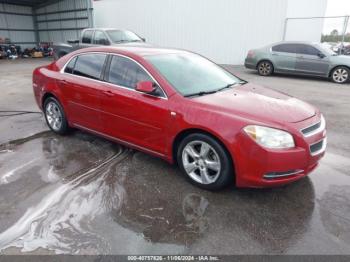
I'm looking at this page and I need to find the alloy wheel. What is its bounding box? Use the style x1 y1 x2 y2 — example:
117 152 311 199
333 68 349 83
45 101 63 131
182 140 221 185
258 62 272 76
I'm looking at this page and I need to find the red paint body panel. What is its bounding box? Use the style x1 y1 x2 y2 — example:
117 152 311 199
32 46 326 188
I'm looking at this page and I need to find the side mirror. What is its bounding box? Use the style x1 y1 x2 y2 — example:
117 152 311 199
141 38 146 42
136 81 156 94
318 52 325 59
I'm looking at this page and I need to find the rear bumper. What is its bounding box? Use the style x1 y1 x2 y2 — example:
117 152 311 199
244 58 256 69
232 115 326 188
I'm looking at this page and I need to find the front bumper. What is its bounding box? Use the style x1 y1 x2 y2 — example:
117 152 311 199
232 115 326 188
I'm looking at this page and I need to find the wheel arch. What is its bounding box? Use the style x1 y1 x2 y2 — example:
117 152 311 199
41 92 60 109
172 128 235 174
328 65 350 77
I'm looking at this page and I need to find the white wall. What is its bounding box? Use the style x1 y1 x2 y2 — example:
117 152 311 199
94 0 288 64
93 0 327 64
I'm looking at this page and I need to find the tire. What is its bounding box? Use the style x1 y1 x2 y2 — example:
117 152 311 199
331 66 349 84
177 133 233 191
257 61 274 76
43 97 70 135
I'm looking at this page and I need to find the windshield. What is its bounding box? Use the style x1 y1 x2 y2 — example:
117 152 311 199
317 43 337 56
145 53 243 97
106 30 142 43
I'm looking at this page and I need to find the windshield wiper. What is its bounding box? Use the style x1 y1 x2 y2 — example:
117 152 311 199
216 81 247 92
184 81 248 98
114 40 133 43
184 90 218 98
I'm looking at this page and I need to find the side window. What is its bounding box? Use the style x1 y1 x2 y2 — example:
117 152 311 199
272 44 296 53
64 57 77 74
108 56 152 89
296 44 320 56
93 31 109 45
82 30 93 44
73 54 107 80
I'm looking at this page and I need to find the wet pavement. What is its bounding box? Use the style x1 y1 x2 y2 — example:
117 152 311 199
0 59 350 255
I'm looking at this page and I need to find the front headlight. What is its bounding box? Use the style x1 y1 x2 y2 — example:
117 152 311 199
243 125 295 149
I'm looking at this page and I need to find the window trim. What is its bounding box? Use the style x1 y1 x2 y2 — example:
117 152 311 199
64 56 77 74
60 52 168 100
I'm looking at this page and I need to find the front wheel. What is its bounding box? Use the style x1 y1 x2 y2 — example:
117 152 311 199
44 97 70 135
177 133 233 190
331 66 349 84
257 61 273 76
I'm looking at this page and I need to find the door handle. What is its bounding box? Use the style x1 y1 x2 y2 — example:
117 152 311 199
103 90 114 97
297 56 304 59
272 53 279 56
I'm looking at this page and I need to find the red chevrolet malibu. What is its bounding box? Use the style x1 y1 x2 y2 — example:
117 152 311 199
33 46 327 190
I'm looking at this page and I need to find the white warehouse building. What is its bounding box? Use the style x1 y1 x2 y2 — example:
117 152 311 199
93 0 328 64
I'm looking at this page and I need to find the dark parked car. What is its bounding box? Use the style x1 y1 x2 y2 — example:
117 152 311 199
245 41 350 84
53 28 150 59
33 46 326 190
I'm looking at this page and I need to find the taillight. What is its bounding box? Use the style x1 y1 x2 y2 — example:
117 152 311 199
247 50 255 58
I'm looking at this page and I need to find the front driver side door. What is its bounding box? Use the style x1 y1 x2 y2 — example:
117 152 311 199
295 44 330 76
99 55 171 155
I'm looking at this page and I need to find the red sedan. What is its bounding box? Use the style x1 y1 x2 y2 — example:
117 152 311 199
33 46 327 190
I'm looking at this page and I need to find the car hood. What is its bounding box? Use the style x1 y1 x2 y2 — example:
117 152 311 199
193 83 316 124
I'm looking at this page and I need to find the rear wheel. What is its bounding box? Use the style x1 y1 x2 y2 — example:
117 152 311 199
177 133 233 190
257 61 273 76
44 97 70 135
331 66 349 84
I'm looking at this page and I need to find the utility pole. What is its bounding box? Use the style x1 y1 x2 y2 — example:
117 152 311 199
340 16 349 54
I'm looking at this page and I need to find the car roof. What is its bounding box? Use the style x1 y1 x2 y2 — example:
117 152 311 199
270 41 320 46
82 28 136 32
75 45 191 57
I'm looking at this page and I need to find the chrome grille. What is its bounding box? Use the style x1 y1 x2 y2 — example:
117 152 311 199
301 121 321 135
310 138 327 156
264 169 304 180
300 115 325 137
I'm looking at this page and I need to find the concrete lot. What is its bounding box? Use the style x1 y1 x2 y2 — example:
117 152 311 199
0 58 349 255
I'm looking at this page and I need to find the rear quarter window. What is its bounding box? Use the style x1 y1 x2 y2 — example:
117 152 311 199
64 57 77 74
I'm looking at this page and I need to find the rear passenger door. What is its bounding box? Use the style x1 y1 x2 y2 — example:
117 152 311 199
295 44 329 76
59 53 107 132
271 44 297 72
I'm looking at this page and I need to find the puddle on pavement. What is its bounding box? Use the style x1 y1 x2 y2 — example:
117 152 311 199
0 131 350 254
